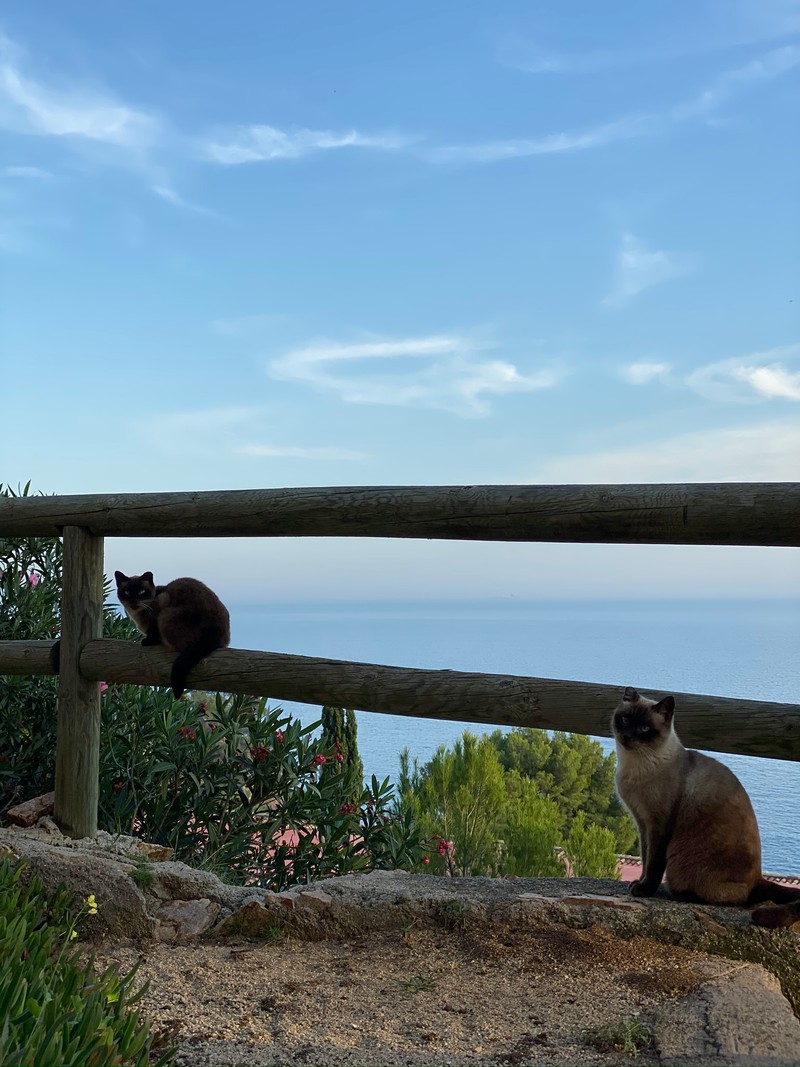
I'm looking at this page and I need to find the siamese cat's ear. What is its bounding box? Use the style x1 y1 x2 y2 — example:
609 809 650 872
652 695 676 721
623 686 639 703
114 570 127 584
141 571 154 584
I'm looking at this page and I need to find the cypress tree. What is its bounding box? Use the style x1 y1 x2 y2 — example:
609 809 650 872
320 706 364 802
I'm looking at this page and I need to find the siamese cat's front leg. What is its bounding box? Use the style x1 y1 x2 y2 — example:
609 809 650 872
141 618 162 647
630 825 667 897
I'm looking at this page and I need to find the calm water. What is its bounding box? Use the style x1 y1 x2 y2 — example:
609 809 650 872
230 599 800 875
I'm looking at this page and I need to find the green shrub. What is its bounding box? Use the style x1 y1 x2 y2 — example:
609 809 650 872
0 856 172 1066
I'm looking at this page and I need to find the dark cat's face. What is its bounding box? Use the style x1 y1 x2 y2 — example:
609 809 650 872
612 687 675 751
114 570 156 606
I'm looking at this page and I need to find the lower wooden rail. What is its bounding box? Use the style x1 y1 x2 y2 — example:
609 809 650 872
1 639 797 762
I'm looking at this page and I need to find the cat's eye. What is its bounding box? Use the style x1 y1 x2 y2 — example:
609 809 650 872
638 725 652 736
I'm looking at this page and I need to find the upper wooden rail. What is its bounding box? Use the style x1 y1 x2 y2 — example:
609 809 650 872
0 483 798 545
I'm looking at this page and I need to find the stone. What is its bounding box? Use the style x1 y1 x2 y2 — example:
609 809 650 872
557 893 647 911
155 898 220 942
6 791 55 827
295 888 332 911
650 963 800 1065
214 900 281 939
133 840 173 863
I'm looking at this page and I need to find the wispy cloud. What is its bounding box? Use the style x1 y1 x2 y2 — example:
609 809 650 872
427 115 654 164
673 43 800 120
619 361 673 385
602 233 688 308
200 124 412 165
2 164 53 178
687 344 800 402
479 42 800 165
211 314 290 339
0 34 159 152
532 420 800 483
268 334 560 417
151 183 218 217
236 444 368 461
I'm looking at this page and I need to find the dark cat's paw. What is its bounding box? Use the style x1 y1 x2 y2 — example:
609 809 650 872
141 635 160 646
630 879 656 898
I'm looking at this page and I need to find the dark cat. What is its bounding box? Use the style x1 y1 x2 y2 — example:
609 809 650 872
612 686 800 929
115 571 230 699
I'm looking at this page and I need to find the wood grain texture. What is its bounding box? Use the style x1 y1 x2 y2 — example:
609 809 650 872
53 527 104 839
0 483 797 545
0 641 57 674
78 639 800 762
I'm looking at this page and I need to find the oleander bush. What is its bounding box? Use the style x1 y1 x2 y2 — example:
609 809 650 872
0 857 173 1066
1 482 423 888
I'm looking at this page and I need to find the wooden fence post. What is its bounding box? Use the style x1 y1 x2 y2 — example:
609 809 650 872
53 526 104 838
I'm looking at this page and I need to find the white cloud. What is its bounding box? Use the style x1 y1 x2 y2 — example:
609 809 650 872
734 364 800 400
619 361 673 385
687 344 800 402
236 444 368 461
602 233 687 308
268 334 560 417
0 35 158 152
200 125 411 164
532 421 800 483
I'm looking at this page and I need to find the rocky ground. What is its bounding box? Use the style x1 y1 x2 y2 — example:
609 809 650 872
2 823 800 1066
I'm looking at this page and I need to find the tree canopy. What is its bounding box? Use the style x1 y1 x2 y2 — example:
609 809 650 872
398 726 636 878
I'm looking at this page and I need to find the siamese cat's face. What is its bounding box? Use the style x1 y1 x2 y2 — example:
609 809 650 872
115 570 156 607
612 687 676 752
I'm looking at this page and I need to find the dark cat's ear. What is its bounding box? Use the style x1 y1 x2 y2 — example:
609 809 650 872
114 570 127 584
652 695 675 722
623 687 639 703
141 571 154 585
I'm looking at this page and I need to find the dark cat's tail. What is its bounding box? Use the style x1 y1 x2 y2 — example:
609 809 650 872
748 878 800 929
170 629 225 699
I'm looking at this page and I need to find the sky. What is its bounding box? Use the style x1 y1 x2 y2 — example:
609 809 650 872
1 0 798 603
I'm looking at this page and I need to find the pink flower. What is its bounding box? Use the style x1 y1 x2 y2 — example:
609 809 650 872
421 856 430 866
27 572 41 587
311 754 327 767
339 802 356 814
275 729 285 743
335 753 344 764
99 681 108 694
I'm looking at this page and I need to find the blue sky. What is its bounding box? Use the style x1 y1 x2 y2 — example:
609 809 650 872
1 1 798 602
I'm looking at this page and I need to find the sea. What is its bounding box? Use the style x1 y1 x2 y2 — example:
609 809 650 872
229 599 800 876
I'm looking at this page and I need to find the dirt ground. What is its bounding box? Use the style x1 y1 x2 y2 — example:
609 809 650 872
95 920 712 1066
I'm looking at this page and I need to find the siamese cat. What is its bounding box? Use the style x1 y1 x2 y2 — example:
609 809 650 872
613 687 800 929
115 571 230 698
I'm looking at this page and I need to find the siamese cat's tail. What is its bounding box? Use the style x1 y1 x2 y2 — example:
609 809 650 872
170 629 225 699
749 879 800 929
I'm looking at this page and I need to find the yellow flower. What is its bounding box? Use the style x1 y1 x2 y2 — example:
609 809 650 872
85 894 98 915
70 930 78 939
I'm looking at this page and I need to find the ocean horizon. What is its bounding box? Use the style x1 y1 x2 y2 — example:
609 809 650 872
223 597 800 876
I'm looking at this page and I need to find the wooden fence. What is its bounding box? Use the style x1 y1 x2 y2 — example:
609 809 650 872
0 483 798 839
